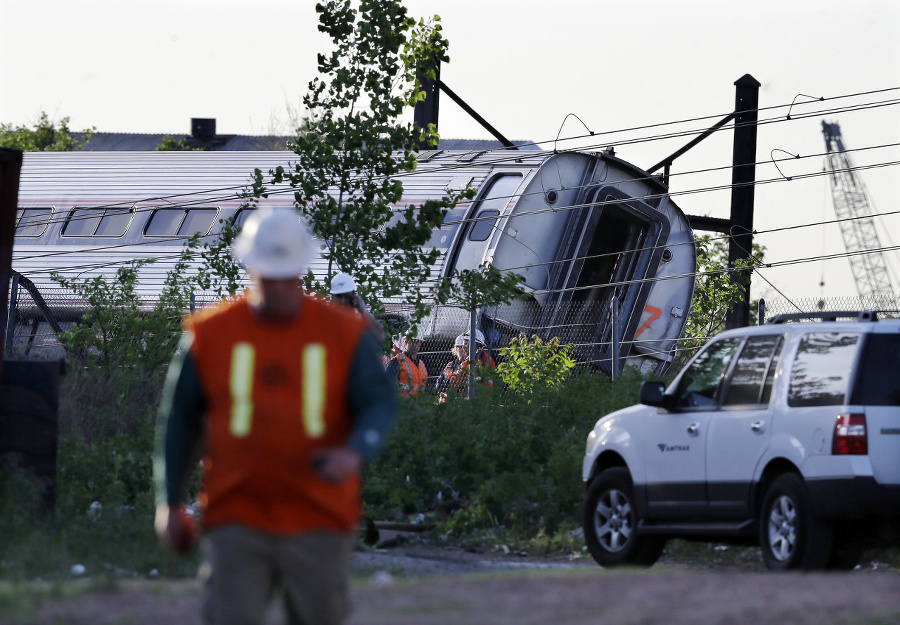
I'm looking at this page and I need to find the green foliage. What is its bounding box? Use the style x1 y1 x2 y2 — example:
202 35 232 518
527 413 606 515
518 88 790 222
0 233 237 582
250 0 473 324
496 335 576 397
438 262 527 310
51 260 182 375
680 235 765 362
156 135 201 151
364 368 649 542
0 111 94 151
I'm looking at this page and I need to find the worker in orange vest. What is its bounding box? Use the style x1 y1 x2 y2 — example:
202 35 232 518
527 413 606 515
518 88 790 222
385 326 428 396
154 208 396 625
443 329 495 394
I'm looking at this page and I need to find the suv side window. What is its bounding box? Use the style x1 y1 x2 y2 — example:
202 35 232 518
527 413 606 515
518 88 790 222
851 334 900 406
788 332 860 407
674 337 741 409
721 335 784 406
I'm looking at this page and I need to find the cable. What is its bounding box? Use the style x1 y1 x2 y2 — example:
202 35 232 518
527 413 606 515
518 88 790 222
15 142 900 270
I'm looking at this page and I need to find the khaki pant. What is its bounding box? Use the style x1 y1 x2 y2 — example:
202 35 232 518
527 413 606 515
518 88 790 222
201 526 354 625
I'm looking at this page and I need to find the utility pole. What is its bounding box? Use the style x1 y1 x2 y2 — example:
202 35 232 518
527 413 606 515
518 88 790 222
725 74 760 330
0 148 24 374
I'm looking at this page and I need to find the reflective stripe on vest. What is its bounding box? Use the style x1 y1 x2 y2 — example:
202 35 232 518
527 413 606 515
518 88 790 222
227 342 327 438
302 344 326 438
229 343 255 437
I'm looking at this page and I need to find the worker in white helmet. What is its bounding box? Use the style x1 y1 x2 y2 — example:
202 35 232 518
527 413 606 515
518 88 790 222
385 323 428 397
329 272 385 344
436 334 467 393
155 208 396 625
442 328 495 395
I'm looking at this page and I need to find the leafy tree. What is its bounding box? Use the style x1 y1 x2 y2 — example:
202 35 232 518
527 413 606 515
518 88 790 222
679 234 764 362
496 335 576 399
436 262 528 397
156 135 201 151
250 0 473 323
0 111 94 151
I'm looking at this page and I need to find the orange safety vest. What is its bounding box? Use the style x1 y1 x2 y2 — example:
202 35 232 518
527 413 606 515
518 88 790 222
185 293 367 535
446 351 495 391
392 352 428 396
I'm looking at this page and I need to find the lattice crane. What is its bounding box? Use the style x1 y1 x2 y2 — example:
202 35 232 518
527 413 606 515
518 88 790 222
822 121 896 299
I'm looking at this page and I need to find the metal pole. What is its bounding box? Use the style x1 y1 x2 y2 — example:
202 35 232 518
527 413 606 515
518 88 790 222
5 273 18 353
610 298 619 381
725 74 760 330
758 298 766 325
468 308 477 400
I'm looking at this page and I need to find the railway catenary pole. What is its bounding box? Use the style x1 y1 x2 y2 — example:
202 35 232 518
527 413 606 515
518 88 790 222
725 74 761 330
0 148 24 374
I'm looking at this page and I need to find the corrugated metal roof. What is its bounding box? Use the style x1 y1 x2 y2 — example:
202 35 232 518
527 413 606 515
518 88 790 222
73 133 538 152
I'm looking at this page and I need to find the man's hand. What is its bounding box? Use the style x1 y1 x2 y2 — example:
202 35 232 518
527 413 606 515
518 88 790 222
313 448 364 483
155 503 197 555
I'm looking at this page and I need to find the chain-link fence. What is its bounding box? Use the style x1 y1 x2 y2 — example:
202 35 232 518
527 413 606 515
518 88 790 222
5 279 682 382
11 273 899 386
760 295 900 322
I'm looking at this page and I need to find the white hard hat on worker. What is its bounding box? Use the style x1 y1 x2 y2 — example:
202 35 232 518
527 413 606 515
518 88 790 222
330 272 356 295
233 208 316 279
461 329 486 347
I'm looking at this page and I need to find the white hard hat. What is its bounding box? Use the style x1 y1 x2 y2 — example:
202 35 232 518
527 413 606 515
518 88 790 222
461 329 486 346
330 272 356 295
233 208 315 279
454 334 466 347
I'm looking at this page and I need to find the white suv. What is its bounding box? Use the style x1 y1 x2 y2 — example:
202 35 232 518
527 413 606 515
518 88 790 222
581 311 900 570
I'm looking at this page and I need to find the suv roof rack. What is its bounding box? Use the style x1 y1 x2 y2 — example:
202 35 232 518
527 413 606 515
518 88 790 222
766 310 878 324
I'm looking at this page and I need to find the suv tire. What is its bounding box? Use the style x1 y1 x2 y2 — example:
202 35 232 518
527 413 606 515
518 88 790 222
583 467 665 568
759 473 833 570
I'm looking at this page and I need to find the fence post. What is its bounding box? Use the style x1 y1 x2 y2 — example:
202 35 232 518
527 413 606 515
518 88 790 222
5 273 18 353
758 298 766 325
610 298 619 381
468 308 477 399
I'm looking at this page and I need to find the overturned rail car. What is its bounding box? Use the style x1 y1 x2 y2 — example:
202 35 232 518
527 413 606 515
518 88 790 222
11 149 695 374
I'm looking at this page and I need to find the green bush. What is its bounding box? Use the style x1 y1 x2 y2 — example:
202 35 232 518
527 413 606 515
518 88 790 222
496 334 576 398
364 368 650 543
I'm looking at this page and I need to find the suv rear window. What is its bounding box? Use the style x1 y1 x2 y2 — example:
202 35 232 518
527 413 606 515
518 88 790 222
851 334 900 406
788 333 860 407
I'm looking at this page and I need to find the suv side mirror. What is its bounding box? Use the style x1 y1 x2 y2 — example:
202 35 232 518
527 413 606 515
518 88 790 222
640 381 667 407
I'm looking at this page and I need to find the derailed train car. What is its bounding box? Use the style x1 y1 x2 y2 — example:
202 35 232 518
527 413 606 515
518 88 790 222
11 149 695 374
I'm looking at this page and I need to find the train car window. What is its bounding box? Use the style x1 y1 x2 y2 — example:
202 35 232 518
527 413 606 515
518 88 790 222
234 207 256 229
63 209 102 236
425 207 467 249
179 209 218 236
146 209 185 236
465 175 520 242
468 210 501 241
15 208 52 237
63 208 133 237
95 207 133 237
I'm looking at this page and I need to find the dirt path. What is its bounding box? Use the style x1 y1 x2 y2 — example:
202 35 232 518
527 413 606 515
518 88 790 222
18 545 900 625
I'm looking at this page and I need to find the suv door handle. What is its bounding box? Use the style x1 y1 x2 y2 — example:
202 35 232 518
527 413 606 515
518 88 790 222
751 420 765 433
687 422 700 436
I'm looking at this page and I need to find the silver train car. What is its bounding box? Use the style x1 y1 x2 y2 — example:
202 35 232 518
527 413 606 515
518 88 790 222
11 149 696 374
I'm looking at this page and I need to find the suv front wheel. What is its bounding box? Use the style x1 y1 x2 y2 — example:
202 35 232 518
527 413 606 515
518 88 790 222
583 467 665 568
759 473 833 570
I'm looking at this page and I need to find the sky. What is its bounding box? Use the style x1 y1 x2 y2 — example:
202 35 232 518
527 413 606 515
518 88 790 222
2 0 899 305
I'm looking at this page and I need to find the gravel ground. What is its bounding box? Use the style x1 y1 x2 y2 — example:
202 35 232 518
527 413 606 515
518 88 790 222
16 542 900 625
